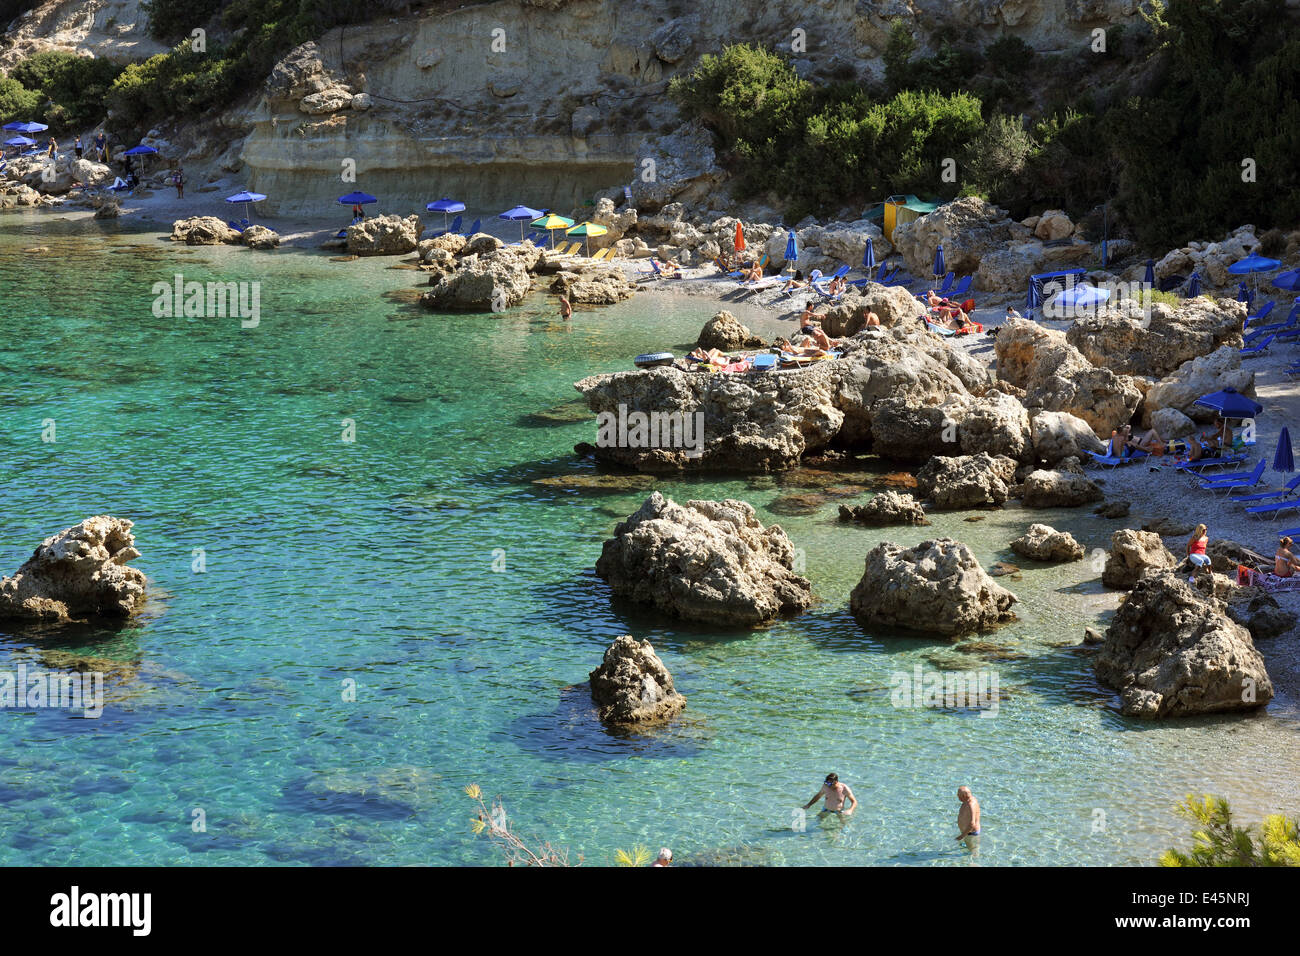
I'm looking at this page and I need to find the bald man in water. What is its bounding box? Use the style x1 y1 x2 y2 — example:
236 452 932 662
956 786 981 854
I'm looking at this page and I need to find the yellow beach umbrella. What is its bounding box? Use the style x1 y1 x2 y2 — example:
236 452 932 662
566 221 608 256
530 213 573 249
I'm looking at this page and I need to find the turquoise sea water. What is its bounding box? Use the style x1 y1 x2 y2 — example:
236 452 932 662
2 211 1299 866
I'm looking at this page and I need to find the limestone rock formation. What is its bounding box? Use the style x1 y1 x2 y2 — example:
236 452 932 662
890 196 1017 278
1142 346 1255 425
1020 469 1103 508
838 491 928 526
1102 529 1178 589
595 492 813 627
818 283 920 335
347 214 421 256
1028 410 1105 466
0 516 147 622
994 318 1142 434
1095 574 1273 718
170 216 241 245
1010 524 1085 562
241 224 280 249
915 453 1018 509
549 266 637 304
1065 299 1246 378
697 311 764 351
588 636 686 726
848 538 1018 638
422 249 534 311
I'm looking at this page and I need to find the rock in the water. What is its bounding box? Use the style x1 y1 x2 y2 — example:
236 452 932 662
1021 469 1103 507
915 453 1018 509
837 491 928 526
346 214 422 256
849 538 1017 638
1094 499 1131 519
698 310 764 350
0 517 147 622
421 249 534 311
1143 516 1195 537
170 216 240 245
588 635 686 726
595 491 813 627
1010 524 1085 562
241 224 280 249
1102 529 1178 589
1095 573 1273 718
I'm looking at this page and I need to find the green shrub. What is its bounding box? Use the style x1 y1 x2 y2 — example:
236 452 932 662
11 51 125 129
985 34 1035 74
141 0 225 41
0 76 42 126
1161 795 1300 867
962 113 1036 199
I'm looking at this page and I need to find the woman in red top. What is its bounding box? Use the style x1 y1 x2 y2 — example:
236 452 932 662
1187 524 1210 572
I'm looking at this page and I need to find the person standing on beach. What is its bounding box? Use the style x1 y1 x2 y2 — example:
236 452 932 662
559 296 572 321
46 137 57 158
956 786 981 854
172 165 185 199
94 131 106 162
803 773 857 815
73 136 83 159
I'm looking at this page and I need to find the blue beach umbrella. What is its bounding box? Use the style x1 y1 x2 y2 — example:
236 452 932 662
1230 253 1282 298
1193 387 1263 420
1186 271 1201 297
337 191 377 205
3 121 48 134
499 204 543 241
1238 282 1253 304
1026 279 1042 318
122 143 158 175
932 244 945 284
224 189 266 223
4 135 35 148
426 197 465 231
861 236 876 273
1143 259 1155 288
784 230 798 268
1055 284 1111 311
1274 426 1294 474
1271 269 1300 292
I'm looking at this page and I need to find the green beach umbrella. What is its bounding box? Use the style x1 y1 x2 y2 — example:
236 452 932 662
531 213 573 249
566 221 608 256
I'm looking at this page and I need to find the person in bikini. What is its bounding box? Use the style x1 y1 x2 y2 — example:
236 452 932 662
1128 426 1164 454
1276 537 1300 578
803 773 857 815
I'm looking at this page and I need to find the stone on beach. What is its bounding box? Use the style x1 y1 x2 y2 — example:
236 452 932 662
1102 529 1178 589
818 283 919 335
1010 524 1085 562
697 311 764 351
588 635 686 726
837 491 928 526
346 214 422 256
549 265 637 304
170 216 241 245
1020 469 1103 508
848 538 1018 639
1065 298 1245 378
241 224 280 249
1028 410 1105 466
1094 573 1273 718
595 491 813 627
914 453 1018 509
0 516 147 622
1142 346 1255 426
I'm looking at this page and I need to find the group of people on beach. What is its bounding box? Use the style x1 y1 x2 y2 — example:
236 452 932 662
802 774 982 854
1182 522 1300 580
1105 420 1238 462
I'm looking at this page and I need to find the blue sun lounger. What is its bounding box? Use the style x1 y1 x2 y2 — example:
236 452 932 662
951 275 973 298
1244 301 1275 326
1232 474 1300 503
1085 449 1149 468
1174 453 1249 473
1246 497 1300 518
751 353 779 372
1240 334 1274 357
1198 459 1265 491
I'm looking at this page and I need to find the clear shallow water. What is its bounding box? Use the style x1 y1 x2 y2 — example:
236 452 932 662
2 211 1299 866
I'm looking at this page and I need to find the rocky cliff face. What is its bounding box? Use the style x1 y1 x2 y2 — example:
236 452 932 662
4 0 1147 217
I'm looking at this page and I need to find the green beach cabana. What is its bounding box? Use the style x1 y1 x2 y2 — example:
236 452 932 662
884 195 941 242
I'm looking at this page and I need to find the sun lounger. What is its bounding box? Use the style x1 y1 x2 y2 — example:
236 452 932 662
1244 497 1300 518
1085 449 1150 468
1198 459 1265 491
935 272 955 296
1236 566 1300 592
1245 302 1275 325
950 275 973 298
1173 453 1249 472
1240 334 1273 357
1245 313 1294 335
1231 474 1300 503
751 353 779 372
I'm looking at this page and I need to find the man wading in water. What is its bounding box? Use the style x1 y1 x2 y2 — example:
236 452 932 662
956 786 981 856
803 773 857 816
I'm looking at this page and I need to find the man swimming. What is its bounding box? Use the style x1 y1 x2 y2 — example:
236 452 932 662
803 772 857 815
956 786 981 854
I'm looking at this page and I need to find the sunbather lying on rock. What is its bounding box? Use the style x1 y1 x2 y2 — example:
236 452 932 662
1127 427 1164 454
798 322 834 350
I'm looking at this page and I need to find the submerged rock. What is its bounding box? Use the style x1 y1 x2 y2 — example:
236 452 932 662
838 491 928 526
1010 524 1085 562
848 538 1017 639
589 636 686 726
596 491 813 627
0 516 147 622
1095 573 1273 718
1102 529 1178 589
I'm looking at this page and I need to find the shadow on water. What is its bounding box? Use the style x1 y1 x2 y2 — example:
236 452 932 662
496 683 706 764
